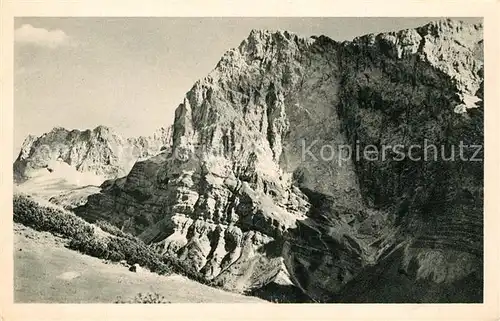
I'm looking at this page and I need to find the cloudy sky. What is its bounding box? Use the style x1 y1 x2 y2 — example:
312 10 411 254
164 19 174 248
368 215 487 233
14 17 481 156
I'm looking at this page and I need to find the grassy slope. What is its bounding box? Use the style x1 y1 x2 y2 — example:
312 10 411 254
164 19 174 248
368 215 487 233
14 224 266 303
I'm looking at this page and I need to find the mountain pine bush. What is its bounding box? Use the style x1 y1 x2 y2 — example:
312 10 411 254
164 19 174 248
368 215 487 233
14 194 172 275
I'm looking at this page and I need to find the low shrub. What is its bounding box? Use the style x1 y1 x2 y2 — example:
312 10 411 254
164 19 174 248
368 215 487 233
14 194 172 275
94 219 137 241
14 194 92 239
13 194 219 288
114 292 171 304
68 231 110 258
105 236 167 274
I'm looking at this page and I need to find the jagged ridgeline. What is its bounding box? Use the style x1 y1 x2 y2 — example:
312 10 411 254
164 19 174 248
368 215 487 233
14 19 483 303
14 126 173 183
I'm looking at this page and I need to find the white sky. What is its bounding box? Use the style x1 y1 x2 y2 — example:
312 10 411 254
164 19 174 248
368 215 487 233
14 17 482 157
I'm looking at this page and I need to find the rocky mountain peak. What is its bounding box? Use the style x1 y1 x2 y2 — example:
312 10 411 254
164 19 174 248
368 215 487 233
418 18 482 36
241 29 309 52
92 125 114 135
14 125 173 185
214 29 314 75
18 134 37 160
349 19 483 114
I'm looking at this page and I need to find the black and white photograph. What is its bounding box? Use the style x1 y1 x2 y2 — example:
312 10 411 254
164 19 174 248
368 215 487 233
7 12 489 309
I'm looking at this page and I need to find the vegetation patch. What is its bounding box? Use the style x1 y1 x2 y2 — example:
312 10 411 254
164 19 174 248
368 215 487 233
14 194 170 275
114 292 171 304
13 194 226 287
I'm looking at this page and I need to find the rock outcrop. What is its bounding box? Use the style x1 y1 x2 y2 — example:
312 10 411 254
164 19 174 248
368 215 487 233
53 19 482 302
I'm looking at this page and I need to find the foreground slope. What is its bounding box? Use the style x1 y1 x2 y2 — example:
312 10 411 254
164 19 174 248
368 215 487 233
14 224 265 303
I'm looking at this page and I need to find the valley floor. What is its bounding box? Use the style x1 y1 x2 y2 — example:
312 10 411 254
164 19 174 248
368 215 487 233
14 223 267 303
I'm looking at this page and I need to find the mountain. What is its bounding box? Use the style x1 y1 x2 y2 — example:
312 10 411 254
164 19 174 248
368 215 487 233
18 19 483 302
14 126 172 191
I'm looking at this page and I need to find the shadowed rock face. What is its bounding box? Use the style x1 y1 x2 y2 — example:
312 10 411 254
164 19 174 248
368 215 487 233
42 19 483 302
333 21 483 302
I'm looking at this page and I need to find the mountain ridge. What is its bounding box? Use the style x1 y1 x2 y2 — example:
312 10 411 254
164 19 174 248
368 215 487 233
14 125 173 185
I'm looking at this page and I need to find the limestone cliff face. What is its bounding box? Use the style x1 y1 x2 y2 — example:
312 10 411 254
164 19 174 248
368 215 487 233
75 19 483 302
14 126 173 184
331 20 483 302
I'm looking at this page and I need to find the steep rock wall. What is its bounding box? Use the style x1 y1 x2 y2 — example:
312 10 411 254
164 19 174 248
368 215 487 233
335 20 483 297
